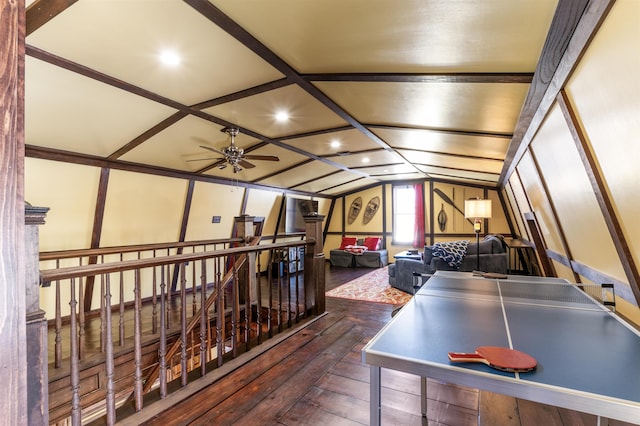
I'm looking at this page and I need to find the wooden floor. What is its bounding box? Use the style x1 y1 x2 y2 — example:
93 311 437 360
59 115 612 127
106 265 637 426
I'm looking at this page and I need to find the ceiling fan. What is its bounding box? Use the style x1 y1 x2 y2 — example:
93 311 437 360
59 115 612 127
190 127 279 173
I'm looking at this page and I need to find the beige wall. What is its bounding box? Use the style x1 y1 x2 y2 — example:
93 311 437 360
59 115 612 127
509 0 639 321
325 181 511 261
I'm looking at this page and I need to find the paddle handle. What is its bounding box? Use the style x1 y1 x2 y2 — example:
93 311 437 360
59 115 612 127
448 352 488 364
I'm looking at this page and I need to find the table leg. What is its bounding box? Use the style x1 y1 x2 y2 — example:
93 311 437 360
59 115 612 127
370 366 381 426
421 376 428 418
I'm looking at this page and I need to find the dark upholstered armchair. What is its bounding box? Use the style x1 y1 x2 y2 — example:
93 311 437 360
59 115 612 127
388 235 508 294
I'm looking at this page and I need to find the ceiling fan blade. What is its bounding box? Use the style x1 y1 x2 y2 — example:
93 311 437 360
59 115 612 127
199 145 226 156
186 157 223 162
244 154 280 162
239 159 256 169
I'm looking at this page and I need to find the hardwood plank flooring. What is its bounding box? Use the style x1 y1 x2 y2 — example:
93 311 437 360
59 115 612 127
87 264 639 425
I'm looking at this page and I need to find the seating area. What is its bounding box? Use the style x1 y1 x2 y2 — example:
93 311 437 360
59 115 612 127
329 236 388 268
388 235 508 294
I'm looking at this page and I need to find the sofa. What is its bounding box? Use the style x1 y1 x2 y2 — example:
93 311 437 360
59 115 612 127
388 235 508 294
329 236 388 268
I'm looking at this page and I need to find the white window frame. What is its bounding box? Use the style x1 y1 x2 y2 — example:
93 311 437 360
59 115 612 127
392 185 416 244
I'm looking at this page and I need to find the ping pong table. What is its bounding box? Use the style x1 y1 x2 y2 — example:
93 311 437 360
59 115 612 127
363 271 640 425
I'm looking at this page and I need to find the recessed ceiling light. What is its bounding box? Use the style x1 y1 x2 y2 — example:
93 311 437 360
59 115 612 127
160 50 181 66
330 140 341 148
275 111 289 122
362 157 370 164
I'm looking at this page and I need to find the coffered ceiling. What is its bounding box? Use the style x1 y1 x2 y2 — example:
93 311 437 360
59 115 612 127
24 0 569 195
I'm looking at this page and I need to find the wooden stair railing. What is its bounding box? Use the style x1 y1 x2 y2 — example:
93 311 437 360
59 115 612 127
40 229 320 424
140 239 258 395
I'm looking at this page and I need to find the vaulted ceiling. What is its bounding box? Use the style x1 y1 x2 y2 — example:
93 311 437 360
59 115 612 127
25 0 568 196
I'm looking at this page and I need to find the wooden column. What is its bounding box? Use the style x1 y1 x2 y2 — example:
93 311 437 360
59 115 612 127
303 214 325 315
25 204 50 425
1 0 27 423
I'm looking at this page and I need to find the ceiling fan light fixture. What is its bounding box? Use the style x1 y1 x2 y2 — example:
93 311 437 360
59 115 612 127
192 126 278 173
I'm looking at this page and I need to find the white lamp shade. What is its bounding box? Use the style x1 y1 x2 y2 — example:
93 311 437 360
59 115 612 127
465 199 492 219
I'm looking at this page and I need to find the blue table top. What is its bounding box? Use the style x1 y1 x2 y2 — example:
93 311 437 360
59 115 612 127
363 272 640 422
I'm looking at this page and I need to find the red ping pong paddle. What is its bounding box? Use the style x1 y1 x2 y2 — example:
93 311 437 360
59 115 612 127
448 346 537 373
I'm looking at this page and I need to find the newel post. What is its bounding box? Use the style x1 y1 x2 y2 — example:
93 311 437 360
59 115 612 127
234 214 257 303
25 203 50 425
303 213 326 315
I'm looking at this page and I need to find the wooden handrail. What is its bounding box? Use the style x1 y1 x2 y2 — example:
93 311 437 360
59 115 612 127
40 239 315 282
39 238 241 261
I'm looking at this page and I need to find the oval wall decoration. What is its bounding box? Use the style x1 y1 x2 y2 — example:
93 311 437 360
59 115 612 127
363 196 380 225
348 196 362 224
438 203 447 232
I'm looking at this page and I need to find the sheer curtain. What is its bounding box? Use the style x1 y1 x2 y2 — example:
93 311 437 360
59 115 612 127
413 183 425 248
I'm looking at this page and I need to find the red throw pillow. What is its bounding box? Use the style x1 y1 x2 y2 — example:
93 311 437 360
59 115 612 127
339 237 357 250
363 237 381 251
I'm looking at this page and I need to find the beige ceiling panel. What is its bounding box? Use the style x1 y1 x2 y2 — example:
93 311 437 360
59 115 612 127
399 149 503 174
282 128 381 156
372 127 509 160
211 0 557 73
25 57 176 157
328 150 403 168
120 116 238 171
428 174 499 186
375 172 427 182
358 164 419 176
258 161 341 189
27 0 283 105
317 177 382 196
203 144 307 181
423 168 500 184
315 81 529 134
202 85 348 138
294 171 369 194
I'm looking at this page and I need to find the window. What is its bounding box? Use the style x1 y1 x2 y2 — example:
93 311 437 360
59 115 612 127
393 185 416 244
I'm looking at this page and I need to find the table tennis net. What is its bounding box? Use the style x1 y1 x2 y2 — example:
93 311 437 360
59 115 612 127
427 278 616 311
498 281 616 311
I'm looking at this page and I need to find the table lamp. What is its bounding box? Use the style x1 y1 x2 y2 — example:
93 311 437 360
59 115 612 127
464 198 492 271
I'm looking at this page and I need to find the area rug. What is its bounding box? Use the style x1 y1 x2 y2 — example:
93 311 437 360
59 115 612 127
326 266 412 305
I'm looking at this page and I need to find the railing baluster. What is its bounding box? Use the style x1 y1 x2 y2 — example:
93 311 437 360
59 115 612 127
133 269 143 411
216 258 224 367
119 253 125 346
55 265 62 368
152 250 158 334
245 256 251 352
165 263 171 330
69 278 81 425
104 273 116 424
287 251 293 328
295 247 300 323
268 250 274 338
231 259 238 358
159 264 167 398
200 259 207 376
78 272 85 360
256 253 262 344
192 251 197 316
180 263 188 387
278 256 283 333
100 255 106 353
166 248 172 324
